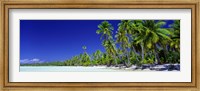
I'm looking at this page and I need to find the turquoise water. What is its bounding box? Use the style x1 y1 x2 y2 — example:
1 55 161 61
20 66 126 72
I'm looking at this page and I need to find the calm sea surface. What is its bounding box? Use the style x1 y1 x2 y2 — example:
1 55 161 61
20 66 127 72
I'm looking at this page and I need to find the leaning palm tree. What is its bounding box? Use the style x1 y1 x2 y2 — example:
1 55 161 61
115 20 131 67
104 39 118 66
145 20 171 64
129 20 144 64
135 20 172 64
96 21 118 66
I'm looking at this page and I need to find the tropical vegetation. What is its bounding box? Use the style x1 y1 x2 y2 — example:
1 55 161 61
21 20 180 68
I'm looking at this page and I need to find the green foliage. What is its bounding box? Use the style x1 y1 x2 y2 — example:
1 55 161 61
166 51 180 63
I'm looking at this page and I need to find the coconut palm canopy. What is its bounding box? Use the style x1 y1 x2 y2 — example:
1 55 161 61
20 20 179 67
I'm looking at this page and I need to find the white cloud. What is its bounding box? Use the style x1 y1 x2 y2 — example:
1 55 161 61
31 58 40 62
20 58 44 64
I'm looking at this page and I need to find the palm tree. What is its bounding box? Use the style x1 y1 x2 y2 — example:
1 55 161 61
116 20 131 67
82 46 87 53
82 53 91 66
96 21 118 66
96 21 113 42
140 20 172 64
104 39 118 66
81 46 91 66
92 50 103 65
170 20 180 52
129 20 144 64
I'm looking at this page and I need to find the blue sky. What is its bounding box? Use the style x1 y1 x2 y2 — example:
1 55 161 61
20 20 174 63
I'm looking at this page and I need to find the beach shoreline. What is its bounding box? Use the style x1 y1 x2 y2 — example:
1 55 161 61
20 63 180 72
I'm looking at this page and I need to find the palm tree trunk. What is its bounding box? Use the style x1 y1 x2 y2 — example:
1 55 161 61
163 45 168 63
132 46 139 62
122 57 129 68
84 49 86 54
122 50 129 68
113 55 118 66
154 44 161 64
121 42 129 67
140 42 144 60
108 59 113 67
126 49 131 67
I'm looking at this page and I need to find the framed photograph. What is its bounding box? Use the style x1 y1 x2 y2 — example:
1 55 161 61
0 0 199 91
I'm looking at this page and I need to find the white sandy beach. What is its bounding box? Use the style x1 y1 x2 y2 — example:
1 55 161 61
20 66 126 72
20 64 180 72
